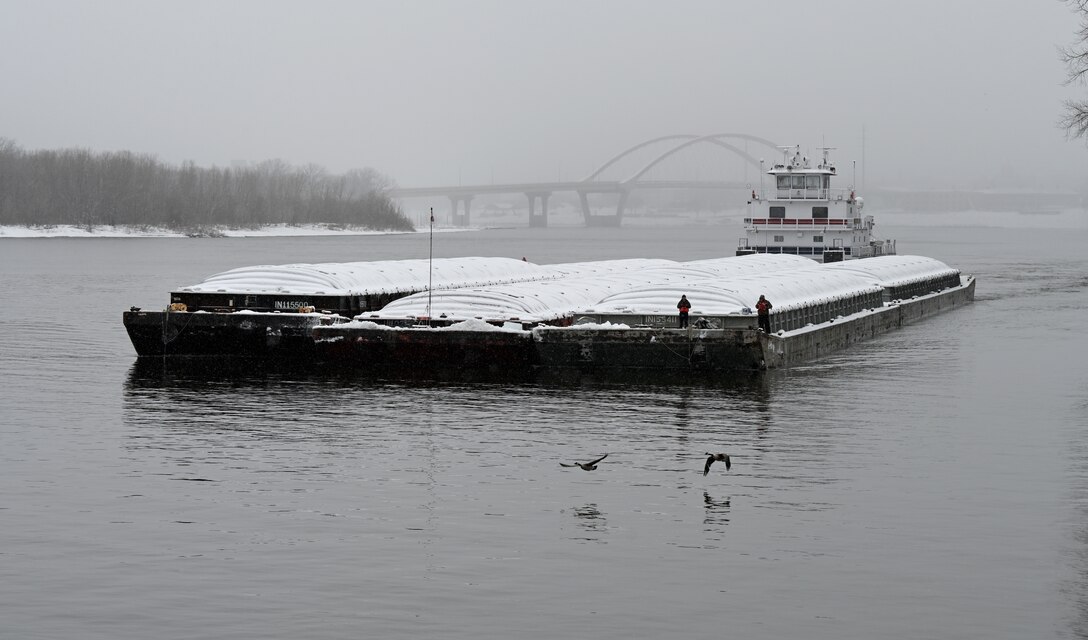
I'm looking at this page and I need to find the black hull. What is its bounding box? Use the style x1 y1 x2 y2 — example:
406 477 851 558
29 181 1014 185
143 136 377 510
315 327 535 377
531 328 766 373
309 278 976 376
124 278 976 377
123 310 341 357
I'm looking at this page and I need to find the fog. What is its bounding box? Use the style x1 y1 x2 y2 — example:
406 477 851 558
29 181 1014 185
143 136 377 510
2 0 1085 192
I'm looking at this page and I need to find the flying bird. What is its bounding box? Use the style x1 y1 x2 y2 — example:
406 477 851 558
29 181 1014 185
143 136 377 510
703 452 731 476
560 454 609 471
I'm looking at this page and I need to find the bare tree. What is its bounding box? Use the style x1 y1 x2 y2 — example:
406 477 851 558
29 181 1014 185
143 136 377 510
1061 0 1088 139
0 140 412 232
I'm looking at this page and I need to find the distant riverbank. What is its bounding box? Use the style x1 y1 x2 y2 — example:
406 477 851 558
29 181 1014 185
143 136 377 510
0 223 477 238
3 208 1085 239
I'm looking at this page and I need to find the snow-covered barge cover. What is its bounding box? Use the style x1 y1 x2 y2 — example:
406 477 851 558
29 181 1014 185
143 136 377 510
176 257 553 296
363 254 818 324
151 253 960 324
822 255 962 291
589 266 881 317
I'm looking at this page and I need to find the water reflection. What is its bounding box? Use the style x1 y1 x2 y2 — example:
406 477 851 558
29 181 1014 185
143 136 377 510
568 503 608 542
123 356 534 389
124 357 774 396
673 387 692 431
703 490 731 529
1066 397 1088 638
535 366 769 393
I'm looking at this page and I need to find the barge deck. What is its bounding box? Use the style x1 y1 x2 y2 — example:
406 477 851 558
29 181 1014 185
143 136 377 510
313 273 976 375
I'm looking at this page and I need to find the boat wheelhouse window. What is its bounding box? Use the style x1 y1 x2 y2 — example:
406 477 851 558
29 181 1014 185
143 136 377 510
777 175 791 189
805 175 820 189
791 176 806 189
773 235 784 242
812 206 828 219
813 235 824 243
823 176 830 189
769 206 786 218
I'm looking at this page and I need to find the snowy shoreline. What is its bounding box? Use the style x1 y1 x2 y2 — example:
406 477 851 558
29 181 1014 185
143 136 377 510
2 208 1086 238
0 223 474 238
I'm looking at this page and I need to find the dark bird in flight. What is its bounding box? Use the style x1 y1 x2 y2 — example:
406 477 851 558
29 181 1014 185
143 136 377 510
560 454 609 471
704 452 731 476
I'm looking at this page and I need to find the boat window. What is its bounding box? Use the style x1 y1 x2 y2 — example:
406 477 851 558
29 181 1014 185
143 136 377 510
769 206 786 218
773 235 784 242
805 175 820 189
813 235 824 243
823 176 830 189
791 176 805 189
812 206 828 219
777 175 791 189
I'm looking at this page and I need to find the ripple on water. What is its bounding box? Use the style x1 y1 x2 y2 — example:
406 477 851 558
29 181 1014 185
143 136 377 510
3 230 1087 638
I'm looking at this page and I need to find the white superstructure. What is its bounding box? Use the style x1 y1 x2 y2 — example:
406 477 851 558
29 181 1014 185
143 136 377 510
737 146 895 262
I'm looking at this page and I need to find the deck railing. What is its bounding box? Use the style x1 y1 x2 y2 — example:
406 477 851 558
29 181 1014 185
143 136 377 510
745 218 857 227
768 188 853 201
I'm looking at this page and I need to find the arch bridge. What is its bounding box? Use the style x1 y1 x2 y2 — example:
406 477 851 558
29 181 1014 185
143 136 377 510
388 133 780 227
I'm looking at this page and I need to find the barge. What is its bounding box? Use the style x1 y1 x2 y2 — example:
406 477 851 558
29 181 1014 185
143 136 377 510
311 146 973 375
312 255 975 374
124 257 553 357
123 256 689 357
125 146 974 373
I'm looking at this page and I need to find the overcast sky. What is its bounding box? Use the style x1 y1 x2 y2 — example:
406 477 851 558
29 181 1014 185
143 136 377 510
2 0 1085 191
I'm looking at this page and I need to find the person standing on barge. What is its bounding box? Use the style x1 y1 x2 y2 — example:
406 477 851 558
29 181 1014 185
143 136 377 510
677 295 691 328
756 294 773 333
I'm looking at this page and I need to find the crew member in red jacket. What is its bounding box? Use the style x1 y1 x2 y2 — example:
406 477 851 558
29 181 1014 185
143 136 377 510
677 295 691 328
756 294 773 333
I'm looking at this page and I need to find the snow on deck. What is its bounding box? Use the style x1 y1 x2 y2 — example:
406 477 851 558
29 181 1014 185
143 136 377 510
173 253 956 324
593 268 884 316
177 257 554 296
175 256 692 296
821 255 960 287
366 254 823 322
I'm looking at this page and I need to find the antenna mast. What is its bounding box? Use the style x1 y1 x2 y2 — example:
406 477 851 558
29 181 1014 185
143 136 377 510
759 159 765 199
776 145 793 166
427 207 434 327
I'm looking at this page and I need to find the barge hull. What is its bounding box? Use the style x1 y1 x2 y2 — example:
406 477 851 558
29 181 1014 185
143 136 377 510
312 278 975 375
123 310 341 357
315 327 534 375
761 276 975 368
531 328 766 373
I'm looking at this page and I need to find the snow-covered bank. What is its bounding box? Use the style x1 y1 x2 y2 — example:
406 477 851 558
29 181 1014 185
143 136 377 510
0 223 475 238
883 208 1088 230
4 208 1085 238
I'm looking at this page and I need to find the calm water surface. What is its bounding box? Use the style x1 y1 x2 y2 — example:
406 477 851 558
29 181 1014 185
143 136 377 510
2 220 1088 639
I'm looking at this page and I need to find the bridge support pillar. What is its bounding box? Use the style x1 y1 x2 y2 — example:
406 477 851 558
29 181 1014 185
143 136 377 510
577 191 591 221
577 190 624 227
527 192 550 228
615 189 630 219
449 196 473 227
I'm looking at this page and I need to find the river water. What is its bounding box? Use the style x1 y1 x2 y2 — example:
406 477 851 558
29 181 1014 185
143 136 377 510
2 215 1088 639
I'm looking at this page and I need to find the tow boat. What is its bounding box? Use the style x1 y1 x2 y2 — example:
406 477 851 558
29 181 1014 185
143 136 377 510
737 146 895 262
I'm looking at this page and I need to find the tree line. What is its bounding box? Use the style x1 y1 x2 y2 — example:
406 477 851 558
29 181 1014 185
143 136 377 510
0 139 413 232
1062 0 1088 141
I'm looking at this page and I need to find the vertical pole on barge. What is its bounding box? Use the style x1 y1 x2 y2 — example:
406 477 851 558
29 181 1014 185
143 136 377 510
427 207 434 327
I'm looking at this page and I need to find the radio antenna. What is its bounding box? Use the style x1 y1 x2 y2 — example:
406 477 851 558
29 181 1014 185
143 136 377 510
427 207 434 327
